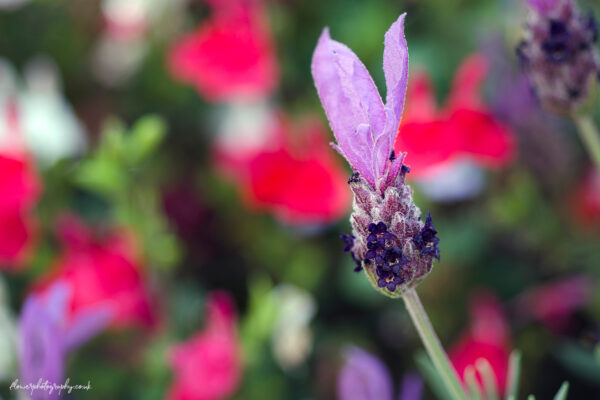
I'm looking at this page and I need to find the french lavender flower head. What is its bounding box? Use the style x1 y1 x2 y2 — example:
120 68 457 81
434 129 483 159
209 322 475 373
517 0 600 114
311 14 440 298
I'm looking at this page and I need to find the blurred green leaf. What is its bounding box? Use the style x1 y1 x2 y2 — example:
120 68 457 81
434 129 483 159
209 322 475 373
505 350 522 400
476 358 499 400
98 118 127 161
553 382 569 400
414 351 454 400
74 158 126 197
556 342 600 384
241 277 278 366
126 115 167 166
464 366 483 400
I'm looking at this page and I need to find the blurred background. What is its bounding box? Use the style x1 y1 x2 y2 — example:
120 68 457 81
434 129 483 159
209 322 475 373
0 0 599 399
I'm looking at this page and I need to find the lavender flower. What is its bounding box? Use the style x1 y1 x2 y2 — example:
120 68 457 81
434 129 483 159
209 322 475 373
337 346 423 400
518 0 600 114
337 347 394 400
311 14 440 297
18 281 113 400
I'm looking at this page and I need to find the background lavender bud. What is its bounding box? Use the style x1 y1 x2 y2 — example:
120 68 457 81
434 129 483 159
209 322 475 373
518 0 600 114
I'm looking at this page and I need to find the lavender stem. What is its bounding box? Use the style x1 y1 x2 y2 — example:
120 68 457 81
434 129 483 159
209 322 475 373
402 288 467 400
574 114 600 175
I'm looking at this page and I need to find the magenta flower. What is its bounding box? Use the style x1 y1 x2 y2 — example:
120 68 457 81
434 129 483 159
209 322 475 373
312 14 439 297
312 14 408 192
168 291 241 400
18 280 113 400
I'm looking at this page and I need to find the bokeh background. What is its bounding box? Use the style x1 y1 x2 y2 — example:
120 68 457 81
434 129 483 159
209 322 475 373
0 0 600 399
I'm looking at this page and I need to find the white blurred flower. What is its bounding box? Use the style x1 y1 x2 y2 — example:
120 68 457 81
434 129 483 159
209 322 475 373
0 57 86 167
93 0 188 87
271 285 316 370
0 0 28 11
416 160 486 202
216 101 278 156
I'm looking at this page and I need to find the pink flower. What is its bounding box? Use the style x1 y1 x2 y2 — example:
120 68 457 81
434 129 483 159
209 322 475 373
514 275 593 333
215 111 351 226
449 291 511 395
394 54 514 179
168 0 278 102
168 292 241 400
0 102 41 269
38 215 155 329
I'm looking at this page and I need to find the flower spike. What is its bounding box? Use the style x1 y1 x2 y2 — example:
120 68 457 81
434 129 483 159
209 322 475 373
313 14 439 298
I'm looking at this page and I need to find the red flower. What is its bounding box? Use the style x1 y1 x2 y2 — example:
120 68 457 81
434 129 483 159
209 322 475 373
449 291 511 395
168 0 278 102
168 291 241 400
39 215 155 329
571 167 600 228
394 54 514 178
0 102 41 269
214 111 351 225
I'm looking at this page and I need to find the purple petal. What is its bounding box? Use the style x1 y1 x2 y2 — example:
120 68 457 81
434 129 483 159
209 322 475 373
312 29 386 187
63 303 114 352
43 280 71 325
18 295 65 398
398 371 424 400
527 0 560 15
383 13 409 130
337 346 394 400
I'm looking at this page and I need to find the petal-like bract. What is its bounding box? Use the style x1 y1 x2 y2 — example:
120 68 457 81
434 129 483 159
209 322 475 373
312 14 409 190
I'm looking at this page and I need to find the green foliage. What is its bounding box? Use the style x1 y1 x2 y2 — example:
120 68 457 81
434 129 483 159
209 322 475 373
72 115 181 271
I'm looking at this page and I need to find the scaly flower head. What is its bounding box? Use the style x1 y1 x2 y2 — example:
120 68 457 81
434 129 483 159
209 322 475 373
518 0 600 114
312 14 439 297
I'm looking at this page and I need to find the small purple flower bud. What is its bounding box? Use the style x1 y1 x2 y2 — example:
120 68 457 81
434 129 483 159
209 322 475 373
312 13 439 297
413 212 441 261
518 0 600 114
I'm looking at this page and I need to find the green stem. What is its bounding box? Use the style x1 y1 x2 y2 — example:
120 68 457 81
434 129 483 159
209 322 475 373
402 288 467 400
573 114 600 176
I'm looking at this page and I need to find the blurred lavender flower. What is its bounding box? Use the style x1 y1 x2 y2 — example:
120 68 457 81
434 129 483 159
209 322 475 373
485 36 575 188
518 0 600 114
338 346 423 400
18 281 113 400
311 14 439 297
398 372 425 400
